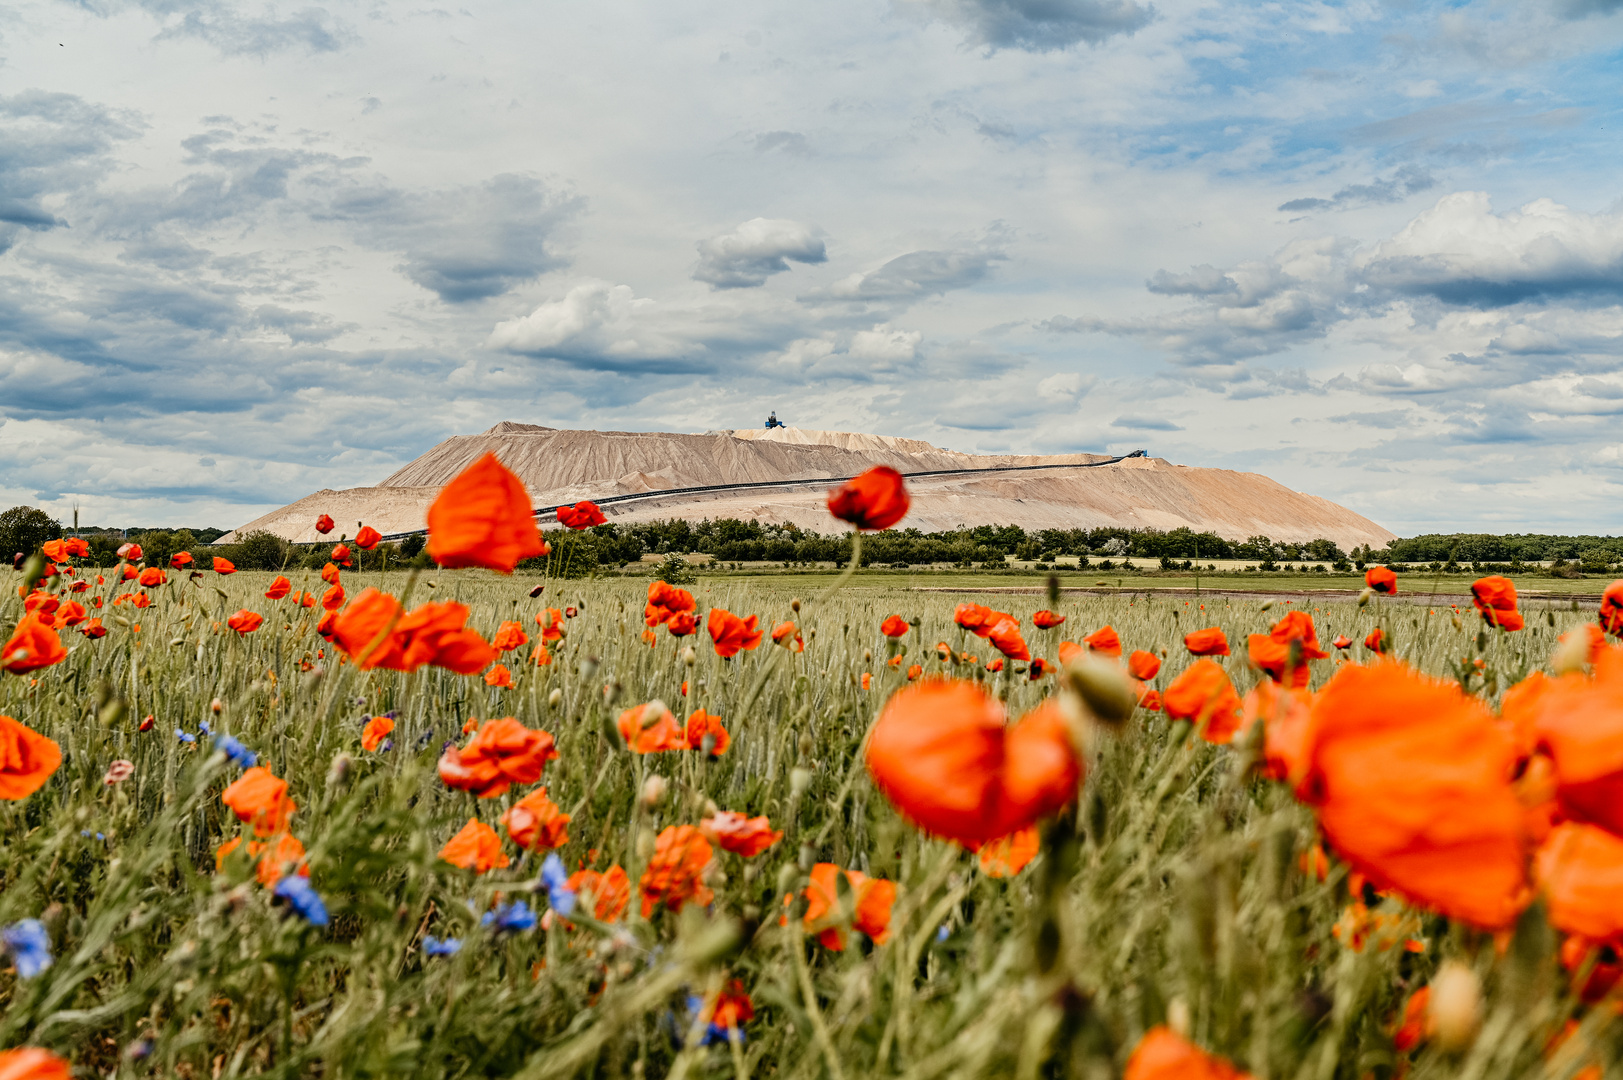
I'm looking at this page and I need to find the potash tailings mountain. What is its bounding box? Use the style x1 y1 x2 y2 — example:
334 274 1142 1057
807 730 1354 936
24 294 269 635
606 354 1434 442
220 423 1396 551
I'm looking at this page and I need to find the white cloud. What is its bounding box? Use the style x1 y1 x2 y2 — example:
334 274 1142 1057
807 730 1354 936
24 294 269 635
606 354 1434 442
899 0 1154 51
693 218 826 289
487 281 694 364
848 324 922 362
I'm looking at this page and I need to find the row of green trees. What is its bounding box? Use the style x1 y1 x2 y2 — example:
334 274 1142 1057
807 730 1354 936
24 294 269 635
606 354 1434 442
12 503 1623 576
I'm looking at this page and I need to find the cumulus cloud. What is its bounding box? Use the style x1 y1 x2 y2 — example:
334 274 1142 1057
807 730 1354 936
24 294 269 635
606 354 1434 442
1056 193 1623 367
849 324 923 362
487 281 696 367
0 91 140 252
811 249 1003 303
900 0 1154 51
693 218 826 289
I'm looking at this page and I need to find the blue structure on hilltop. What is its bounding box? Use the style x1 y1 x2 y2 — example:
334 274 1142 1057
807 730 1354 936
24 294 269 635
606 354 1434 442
764 411 785 429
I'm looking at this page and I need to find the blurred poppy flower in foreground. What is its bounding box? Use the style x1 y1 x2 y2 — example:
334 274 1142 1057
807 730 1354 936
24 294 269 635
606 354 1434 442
1125 1027 1254 1080
1526 650 1623 838
426 452 547 573
827 466 910 531
437 717 558 799
977 827 1039 877
1297 661 1529 930
866 681 1080 847
567 866 631 922
0 716 61 800
1601 579 1623 636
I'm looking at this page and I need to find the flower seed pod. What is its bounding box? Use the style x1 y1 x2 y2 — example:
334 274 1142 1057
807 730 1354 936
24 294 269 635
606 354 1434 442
1428 961 1482 1053
1358 587 1374 607
790 598 801 613
681 646 696 667
790 767 813 798
641 775 669 807
547 687 563 708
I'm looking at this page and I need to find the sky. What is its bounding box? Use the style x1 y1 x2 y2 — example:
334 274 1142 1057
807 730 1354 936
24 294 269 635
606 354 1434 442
3 0 1623 536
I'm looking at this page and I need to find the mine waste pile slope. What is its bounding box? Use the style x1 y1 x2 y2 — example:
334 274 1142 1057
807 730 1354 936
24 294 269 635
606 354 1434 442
221 422 1396 550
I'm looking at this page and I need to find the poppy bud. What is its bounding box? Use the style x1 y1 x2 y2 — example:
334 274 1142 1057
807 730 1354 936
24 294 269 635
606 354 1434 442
641 775 668 807
1357 587 1373 607
547 687 563 709
578 655 599 682
529 584 545 598
790 598 801 613
1428 962 1481 1052
1451 615 1462 630
681 646 696 667
1260 600 1274 612
790 767 813 798
210 698 223 715
603 681 621 707
636 829 656 859
1063 655 1137 728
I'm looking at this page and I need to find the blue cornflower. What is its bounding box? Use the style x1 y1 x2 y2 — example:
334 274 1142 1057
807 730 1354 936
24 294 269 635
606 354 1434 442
539 853 576 917
936 924 950 943
198 720 211 736
2 919 53 978
214 735 257 768
79 831 105 841
273 875 329 927
174 729 196 744
422 935 462 957
481 900 536 934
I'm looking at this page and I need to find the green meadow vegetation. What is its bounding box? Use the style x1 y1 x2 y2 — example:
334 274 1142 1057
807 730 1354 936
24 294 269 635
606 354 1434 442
0 557 1617 1078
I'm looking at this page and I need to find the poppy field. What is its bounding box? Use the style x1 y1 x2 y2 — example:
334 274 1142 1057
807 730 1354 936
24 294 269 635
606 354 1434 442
2 458 1623 1079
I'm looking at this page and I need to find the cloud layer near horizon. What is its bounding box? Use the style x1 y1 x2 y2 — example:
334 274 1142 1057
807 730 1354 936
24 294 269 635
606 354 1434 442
3 0 1623 535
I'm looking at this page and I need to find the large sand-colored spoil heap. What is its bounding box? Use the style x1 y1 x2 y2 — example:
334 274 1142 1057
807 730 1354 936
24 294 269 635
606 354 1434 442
221 423 1396 550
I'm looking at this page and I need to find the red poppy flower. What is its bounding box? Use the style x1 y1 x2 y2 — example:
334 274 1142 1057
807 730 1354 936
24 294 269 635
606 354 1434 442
1084 625 1121 657
1526 650 1623 838
865 681 1082 847
79 618 106 639
0 715 62 799
801 862 896 949
567 865 631 922
361 715 393 751
1332 635 1352 649
315 514 335 534
264 575 292 600
1471 576 1523 631
491 620 528 651
439 817 510 872
1365 566 1397 594
331 544 352 567
437 717 559 798
221 766 296 837
1032 610 1065 629
1162 660 1243 742
51 601 85 629
639 825 714 915
0 1048 69 1080
1125 1027 1254 1080
954 603 1013 637
535 607 565 642
137 567 166 588
426 452 547 573
617 702 686 753
1247 635 1310 689
1601 579 1623 636
212 557 235 575
502 786 571 852
644 581 696 627
906 663 923 680
355 525 381 550
707 981 755 1033
701 811 783 857
67 580 88 594
1183 627 1230 656
1536 822 1623 943
22 591 57 616
226 610 264 634
556 500 608 529
1128 649 1161 681
119 564 137 582
1 614 67 675
170 552 193 569
1139 688 1162 711
1363 628 1386 653
320 562 341 585
1240 678 1314 783
987 618 1030 661
322 584 345 611
986 658 1004 673
117 543 142 560
978 827 1040 877
685 709 729 755
483 663 513 688
707 608 763 658
880 614 909 637
827 466 910 530
42 538 87 561
1299 661 1530 930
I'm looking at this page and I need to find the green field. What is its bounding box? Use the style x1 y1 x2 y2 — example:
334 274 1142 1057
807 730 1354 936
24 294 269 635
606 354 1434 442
0 564 1613 1078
